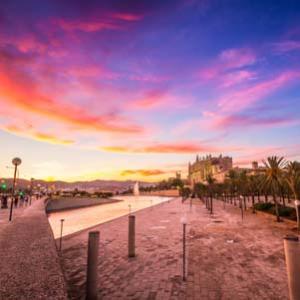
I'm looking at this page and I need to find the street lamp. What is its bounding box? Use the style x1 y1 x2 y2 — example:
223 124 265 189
9 157 22 221
239 195 244 221
180 214 187 281
30 178 34 205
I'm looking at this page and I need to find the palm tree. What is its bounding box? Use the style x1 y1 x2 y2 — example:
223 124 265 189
226 169 238 205
248 175 258 213
206 173 216 214
263 156 287 222
237 170 248 210
286 161 300 200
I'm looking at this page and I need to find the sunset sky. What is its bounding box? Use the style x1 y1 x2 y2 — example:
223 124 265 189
0 0 300 182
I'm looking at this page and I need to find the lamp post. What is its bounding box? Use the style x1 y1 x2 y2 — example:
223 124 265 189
239 195 244 221
30 178 34 205
9 157 22 221
59 219 65 251
180 214 187 281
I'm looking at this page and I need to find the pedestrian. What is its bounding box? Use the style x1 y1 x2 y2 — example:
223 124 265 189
20 194 25 207
2 195 8 208
14 196 19 208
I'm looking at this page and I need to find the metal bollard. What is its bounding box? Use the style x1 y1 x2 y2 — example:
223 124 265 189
284 235 300 300
59 219 65 251
128 215 135 257
86 231 100 300
183 223 186 281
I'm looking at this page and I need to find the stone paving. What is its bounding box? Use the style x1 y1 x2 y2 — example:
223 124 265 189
61 198 292 300
0 198 68 299
0 198 27 233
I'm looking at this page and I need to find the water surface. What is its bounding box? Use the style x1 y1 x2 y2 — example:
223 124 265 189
48 195 172 238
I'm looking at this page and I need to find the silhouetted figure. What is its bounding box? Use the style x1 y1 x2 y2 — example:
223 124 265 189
1 196 6 208
14 196 19 208
20 195 25 207
2 195 8 208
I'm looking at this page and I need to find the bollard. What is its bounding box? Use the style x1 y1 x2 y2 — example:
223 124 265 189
183 223 186 281
59 219 65 251
284 235 300 300
128 215 135 257
86 231 100 300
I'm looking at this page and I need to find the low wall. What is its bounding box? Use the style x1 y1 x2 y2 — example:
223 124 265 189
142 189 180 197
0 199 68 299
46 196 121 213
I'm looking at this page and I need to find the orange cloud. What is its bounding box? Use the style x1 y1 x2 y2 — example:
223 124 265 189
0 71 143 135
101 141 218 154
4 124 75 145
121 169 167 176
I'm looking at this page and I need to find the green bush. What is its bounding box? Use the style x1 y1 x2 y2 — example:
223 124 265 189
255 202 297 220
254 202 273 211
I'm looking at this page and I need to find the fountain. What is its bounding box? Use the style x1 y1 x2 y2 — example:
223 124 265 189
133 182 140 196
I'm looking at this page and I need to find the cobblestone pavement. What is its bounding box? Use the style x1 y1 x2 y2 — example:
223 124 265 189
0 198 67 299
61 198 292 300
0 198 27 232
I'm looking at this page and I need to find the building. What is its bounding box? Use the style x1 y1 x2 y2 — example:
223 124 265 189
188 154 233 187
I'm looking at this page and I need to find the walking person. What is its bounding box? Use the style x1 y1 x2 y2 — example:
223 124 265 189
14 195 19 208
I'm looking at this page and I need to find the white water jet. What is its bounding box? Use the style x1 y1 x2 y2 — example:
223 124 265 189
133 182 140 196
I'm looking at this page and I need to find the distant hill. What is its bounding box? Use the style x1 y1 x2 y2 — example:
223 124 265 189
0 178 155 192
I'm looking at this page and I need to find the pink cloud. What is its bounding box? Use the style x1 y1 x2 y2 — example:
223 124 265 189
217 71 300 113
220 70 256 88
112 13 143 21
198 48 257 82
56 19 121 32
272 40 300 53
128 90 192 111
233 145 300 167
211 114 299 130
219 48 256 69
129 90 168 109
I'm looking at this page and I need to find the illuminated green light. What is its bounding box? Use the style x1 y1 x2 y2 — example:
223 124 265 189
1 183 6 190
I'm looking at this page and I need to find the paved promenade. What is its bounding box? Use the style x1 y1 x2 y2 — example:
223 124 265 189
61 198 291 300
0 198 68 299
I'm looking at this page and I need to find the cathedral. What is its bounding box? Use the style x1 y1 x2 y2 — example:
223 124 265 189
188 154 233 187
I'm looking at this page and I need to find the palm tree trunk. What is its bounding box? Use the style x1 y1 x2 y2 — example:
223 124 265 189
252 194 255 213
265 194 268 203
282 192 286 207
210 194 213 214
273 194 281 222
243 195 247 209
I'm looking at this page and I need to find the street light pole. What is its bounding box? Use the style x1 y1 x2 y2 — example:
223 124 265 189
181 214 187 281
30 178 34 205
9 157 22 221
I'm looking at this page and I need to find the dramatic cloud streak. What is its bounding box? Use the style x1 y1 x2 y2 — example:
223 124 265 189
101 142 220 154
121 169 167 176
